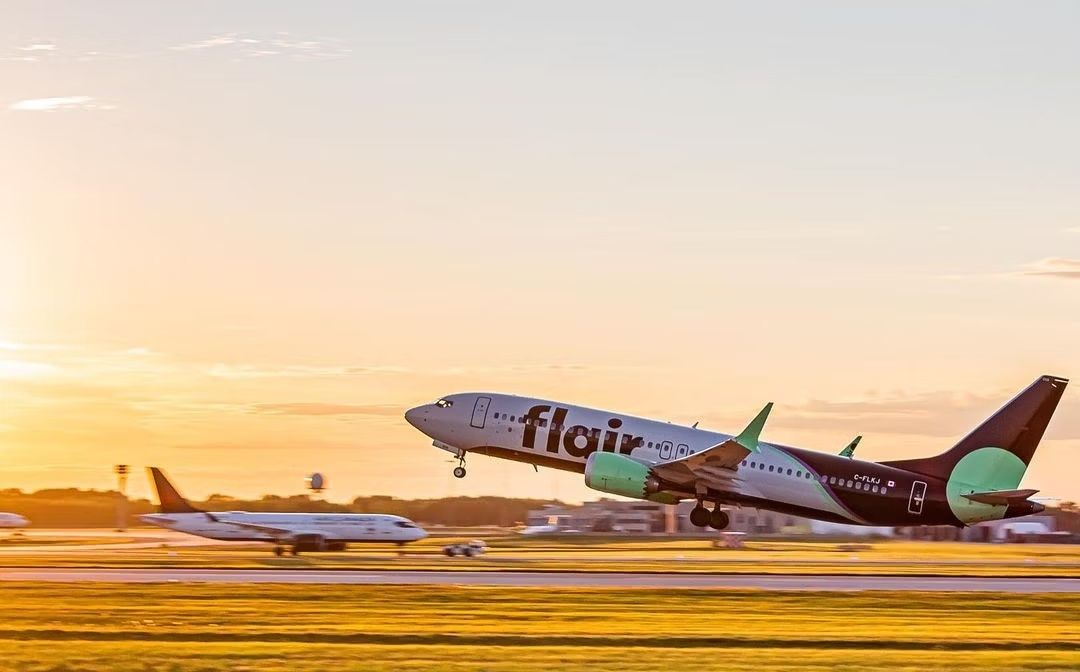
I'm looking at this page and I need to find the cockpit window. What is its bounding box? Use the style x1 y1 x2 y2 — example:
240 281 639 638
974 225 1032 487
435 399 453 408
394 521 417 528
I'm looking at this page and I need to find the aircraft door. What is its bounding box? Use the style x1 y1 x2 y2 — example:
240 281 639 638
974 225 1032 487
675 443 689 459
659 441 673 459
907 481 927 515
470 397 492 429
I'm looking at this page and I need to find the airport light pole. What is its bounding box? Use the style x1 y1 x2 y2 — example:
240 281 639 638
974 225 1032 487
114 464 129 532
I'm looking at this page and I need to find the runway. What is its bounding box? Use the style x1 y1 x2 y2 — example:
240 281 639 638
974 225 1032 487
0 568 1075 592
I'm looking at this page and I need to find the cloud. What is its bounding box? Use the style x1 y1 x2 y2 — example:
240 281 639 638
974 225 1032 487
208 364 405 379
170 32 350 60
0 360 59 379
727 388 1080 441
1020 258 1080 279
18 43 55 52
8 96 113 111
251 403 404 417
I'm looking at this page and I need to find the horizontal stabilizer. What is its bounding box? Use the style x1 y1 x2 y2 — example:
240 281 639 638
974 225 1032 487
962 488 1039 505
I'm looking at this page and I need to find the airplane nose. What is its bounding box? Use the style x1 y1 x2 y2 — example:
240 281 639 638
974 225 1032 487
404 405 425 429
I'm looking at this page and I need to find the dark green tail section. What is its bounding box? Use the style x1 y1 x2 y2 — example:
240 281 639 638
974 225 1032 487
147 467 202 514
882 375 1068 481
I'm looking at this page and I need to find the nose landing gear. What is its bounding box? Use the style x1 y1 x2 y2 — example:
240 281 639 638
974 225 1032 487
452 451 467 478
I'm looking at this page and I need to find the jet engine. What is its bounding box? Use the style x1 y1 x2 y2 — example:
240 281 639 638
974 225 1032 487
584 452 676 503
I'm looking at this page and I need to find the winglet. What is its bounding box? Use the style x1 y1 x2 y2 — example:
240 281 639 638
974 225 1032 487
840 435 862 458
733 403 772 452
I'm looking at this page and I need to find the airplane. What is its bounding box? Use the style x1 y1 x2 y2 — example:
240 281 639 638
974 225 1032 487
405 375 1066 530
0 513 29 529
140 467 427 555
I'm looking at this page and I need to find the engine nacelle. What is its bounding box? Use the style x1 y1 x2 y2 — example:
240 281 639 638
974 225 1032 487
584 452 676 503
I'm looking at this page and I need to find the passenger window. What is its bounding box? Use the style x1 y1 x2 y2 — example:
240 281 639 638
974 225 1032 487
796 471 802 478
855 482 862 490
872 485 879 493
759 463 765 470
768 465 774 472
846 480 854 488
829 476 837 484
510 416 515 422
786 469 793 476
741 460 747 466
881 488 888 496
749 461 755 468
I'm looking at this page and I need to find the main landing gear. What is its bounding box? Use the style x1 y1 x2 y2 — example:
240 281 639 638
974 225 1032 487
689 501 730 530
452 451 467 478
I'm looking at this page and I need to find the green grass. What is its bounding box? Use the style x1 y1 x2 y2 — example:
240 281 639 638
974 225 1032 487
2 538 1076 577
0 584 1075 670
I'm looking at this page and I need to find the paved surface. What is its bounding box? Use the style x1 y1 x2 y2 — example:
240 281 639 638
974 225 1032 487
0 568 1075 592
0 529 230 553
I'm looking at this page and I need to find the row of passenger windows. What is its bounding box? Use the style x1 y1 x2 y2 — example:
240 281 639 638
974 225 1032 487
737 459 890 495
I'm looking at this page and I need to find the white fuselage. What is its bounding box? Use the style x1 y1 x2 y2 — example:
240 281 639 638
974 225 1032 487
0 513 29 529
140 511 427 544
406 392 911 525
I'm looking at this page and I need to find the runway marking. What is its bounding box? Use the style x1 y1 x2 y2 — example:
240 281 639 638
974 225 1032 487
0 568 1076 592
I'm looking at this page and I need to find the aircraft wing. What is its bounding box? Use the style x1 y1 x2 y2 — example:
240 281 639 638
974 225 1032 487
961 489 1039 505
650 403 772 492
209 516 320 542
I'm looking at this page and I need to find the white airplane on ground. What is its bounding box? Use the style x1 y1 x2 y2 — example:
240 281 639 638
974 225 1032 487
405 376 1065 531
140 468 427 555
0 513 29 529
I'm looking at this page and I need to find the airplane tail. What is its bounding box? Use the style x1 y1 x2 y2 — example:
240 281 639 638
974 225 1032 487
146 467 203 514
881 375 1068 490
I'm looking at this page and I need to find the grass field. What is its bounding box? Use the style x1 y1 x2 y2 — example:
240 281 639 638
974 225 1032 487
2 537 1076 577
0 583 1076 671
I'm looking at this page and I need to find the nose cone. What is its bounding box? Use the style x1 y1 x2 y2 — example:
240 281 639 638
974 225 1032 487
1031 501 1046 514
405 404 434 435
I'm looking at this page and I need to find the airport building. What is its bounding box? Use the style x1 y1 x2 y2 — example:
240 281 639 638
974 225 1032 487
526 500 818 535
527 500 1063 541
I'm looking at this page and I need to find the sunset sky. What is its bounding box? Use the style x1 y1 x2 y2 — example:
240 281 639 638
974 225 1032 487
2 2 1078 504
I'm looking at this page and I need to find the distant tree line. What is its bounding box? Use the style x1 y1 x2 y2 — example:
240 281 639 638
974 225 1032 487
3 487 1077 532
0 488 559 528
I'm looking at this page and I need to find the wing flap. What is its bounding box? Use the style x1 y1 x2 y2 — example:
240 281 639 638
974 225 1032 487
216 519 303 540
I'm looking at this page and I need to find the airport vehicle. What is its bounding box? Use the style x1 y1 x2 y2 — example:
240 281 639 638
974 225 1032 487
443 539 488 557
141 468 427 555
406 375 1066 530
0 513 29 528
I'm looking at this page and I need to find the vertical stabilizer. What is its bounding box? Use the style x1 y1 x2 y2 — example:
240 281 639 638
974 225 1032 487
882 375 1068 484
146 467 202 514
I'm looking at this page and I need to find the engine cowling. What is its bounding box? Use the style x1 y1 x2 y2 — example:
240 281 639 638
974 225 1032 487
584 452 676 503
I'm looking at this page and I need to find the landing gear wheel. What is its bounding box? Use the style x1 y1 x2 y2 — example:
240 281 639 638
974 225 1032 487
453 466 467 479
709 509 730 530
273 546 284 557
689 504 711 528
